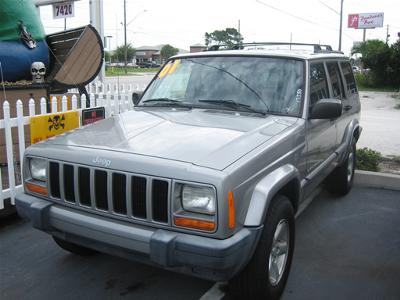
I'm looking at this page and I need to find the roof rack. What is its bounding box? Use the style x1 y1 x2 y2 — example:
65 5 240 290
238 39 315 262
207 42 344 54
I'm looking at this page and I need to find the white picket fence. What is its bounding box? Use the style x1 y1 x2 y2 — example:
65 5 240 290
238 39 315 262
0 82 144 209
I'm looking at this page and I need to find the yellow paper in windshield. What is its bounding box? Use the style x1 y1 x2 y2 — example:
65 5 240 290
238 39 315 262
158 63 172 78
158 59 181 79
168 59 181 74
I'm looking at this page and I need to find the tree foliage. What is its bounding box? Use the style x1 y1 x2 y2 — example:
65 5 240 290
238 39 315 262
161 44 179 60
352 39 400 88
204 28 243 47
104 51 111 62
113 44 136 62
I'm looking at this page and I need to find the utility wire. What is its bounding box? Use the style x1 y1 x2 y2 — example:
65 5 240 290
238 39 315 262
255 0 355 42
318 0 339 15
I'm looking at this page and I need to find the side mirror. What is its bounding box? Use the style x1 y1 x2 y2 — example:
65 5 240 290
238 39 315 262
132 92 143 106
310 98 342 119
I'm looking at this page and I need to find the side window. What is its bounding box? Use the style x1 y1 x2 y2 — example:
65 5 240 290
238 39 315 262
309 63 329 106
340 62 358 94
327 62 345 99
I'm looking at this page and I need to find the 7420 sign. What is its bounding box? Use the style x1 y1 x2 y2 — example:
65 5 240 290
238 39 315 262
53 1 75 19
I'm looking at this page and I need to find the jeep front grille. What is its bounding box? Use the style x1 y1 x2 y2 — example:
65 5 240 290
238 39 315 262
48 162 170 225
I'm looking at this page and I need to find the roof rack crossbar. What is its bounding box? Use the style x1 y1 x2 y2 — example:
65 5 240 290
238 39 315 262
207 42 342 54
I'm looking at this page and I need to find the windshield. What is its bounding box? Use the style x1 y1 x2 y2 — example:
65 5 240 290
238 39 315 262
140 56 304 116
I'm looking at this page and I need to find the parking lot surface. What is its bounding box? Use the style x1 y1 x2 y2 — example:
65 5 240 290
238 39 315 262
1 186 399 299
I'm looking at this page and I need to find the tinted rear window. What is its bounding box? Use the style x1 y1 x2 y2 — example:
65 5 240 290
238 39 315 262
340 62 358 94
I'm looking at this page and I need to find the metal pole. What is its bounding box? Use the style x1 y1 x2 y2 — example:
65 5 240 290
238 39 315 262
363 29 366 42
124 0 127 74
338 0 344 51
386 24 390 44
89 0 105 82
64 18 66 30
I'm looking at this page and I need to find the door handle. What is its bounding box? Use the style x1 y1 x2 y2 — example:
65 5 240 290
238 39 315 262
344 105 352 111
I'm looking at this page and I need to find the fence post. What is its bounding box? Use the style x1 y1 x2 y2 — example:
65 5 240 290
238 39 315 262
3 101 16 204
90 93 95 108
16 100 26 182
106 91 112 117
72 94 78 110
80 94 86 109
0 166 3 209
51 96 57 113
97 92 103 107
62 95 68 112
80 94 87 109
29 98 35 116
40 97 47 114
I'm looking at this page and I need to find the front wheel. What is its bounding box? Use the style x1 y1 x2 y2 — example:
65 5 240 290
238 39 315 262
229 195 295 300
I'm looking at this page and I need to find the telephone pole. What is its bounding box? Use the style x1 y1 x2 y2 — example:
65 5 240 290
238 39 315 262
386 24 390 44
338 0 344 51
123 0 127 74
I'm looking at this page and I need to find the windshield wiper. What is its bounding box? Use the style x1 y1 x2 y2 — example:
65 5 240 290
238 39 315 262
198 99 266 115
141 98 192 108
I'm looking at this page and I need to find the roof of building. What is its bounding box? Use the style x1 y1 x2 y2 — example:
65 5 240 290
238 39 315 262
135 44 189 55
190 43 206 48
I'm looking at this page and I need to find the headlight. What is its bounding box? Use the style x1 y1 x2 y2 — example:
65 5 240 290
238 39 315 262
30 158 47 182
181 185 216 215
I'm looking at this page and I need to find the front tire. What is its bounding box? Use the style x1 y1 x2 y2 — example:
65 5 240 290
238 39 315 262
229 195 295 300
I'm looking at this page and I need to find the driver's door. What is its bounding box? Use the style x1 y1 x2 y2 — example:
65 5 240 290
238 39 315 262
305 62 337 177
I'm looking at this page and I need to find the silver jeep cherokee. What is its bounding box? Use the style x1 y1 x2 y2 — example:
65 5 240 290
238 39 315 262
16 43 361 299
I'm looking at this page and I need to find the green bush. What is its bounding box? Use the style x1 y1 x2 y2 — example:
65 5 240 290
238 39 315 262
356 147 382 172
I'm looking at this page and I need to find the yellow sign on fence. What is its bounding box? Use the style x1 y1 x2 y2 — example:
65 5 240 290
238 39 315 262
30 111 79 144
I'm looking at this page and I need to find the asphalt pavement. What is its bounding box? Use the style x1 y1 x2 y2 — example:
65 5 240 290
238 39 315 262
358 91 400 156
1 186 399 299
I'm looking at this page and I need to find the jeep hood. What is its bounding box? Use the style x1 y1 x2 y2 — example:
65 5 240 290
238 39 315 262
44 108 298 170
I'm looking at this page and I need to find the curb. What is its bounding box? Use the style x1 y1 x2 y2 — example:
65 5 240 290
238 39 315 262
354 170 400 191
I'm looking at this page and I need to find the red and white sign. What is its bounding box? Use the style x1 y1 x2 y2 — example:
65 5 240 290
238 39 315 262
348 13 384 29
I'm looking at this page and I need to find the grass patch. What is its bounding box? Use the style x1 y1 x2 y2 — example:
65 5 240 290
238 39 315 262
106 67 159 76
356 147 382 172
355 73 399 92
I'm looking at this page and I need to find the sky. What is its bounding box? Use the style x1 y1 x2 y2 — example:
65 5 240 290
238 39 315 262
37 0 400 56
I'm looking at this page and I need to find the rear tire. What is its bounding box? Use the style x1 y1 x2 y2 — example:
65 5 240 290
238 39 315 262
53 236 97 256
327 142 356 196
229 195 295 300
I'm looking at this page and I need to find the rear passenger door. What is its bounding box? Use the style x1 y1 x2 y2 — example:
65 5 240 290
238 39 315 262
336 61 359 146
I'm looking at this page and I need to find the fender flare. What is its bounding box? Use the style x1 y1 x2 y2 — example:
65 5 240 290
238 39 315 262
244 164 301 227
338 120 362 163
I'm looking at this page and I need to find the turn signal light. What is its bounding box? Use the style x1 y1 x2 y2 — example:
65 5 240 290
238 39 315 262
174 216 216 231
228 191 235 229
25 182 48 196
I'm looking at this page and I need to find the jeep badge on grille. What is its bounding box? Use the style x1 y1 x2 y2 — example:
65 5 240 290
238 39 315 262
92 156 111 168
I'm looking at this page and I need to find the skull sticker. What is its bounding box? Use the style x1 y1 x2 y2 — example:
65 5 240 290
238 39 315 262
48 115 65 131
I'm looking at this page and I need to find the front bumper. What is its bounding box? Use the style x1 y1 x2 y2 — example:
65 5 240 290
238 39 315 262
16 192 262 281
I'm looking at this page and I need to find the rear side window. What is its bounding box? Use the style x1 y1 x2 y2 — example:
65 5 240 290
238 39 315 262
327 62 344 99
309 63 329 106
340 62 358 94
